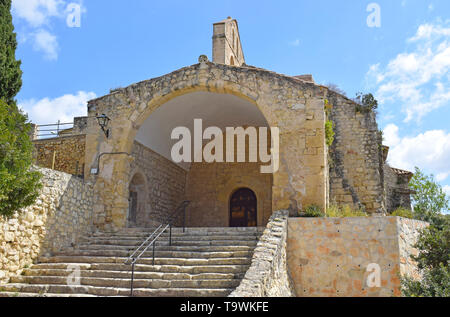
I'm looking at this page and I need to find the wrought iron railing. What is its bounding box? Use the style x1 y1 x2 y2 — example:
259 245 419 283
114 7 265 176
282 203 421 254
124 201 190 297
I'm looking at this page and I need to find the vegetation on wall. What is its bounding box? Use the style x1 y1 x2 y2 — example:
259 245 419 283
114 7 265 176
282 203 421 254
324 99 335 147
0 0 41 218
391 207 413 219
354 93 378 114
326 204 367 218
298 204 367 218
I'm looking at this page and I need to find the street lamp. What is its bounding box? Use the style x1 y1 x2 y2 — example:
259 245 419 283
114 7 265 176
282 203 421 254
96 114 110 138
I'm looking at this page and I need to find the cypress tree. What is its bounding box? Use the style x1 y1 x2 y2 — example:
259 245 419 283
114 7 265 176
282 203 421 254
0 0 22 104
0 0 41 218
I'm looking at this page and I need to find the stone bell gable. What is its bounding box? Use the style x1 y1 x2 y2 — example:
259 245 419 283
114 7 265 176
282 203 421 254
213 17 245 66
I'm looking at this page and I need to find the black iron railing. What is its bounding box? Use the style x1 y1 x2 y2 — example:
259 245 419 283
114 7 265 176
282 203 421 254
124 201 190 297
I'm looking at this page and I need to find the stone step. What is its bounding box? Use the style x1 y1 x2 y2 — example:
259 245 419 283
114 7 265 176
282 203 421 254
77 239 258 247
2 226 259 297
0 284 232 297
90 231 263 238
75 244 254 252
95 227 264 235
0 292 97 297
22 268 244 280
82 235 260 243
38 256 252 266
54 249 253 259
31 263 250 274
10 275 241 289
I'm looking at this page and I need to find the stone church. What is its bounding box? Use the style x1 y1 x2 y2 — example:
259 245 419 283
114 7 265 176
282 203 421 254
33 17 411 230
0 18 422 298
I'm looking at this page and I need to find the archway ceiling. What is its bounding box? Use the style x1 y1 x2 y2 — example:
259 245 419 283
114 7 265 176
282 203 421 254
135 91 269 170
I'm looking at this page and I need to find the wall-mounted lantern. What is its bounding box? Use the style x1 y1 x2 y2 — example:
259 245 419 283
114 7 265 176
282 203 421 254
96 114 110 138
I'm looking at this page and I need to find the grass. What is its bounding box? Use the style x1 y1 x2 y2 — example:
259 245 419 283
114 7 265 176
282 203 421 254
326 204 367 218
297 204 368 218
391 208 413 219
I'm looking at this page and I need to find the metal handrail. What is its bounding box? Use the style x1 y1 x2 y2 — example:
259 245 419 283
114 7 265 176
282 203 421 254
124 224 163 265
125 200 190 297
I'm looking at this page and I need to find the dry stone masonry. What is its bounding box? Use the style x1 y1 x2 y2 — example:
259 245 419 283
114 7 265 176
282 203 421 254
0 167 94 283
230 210 295 297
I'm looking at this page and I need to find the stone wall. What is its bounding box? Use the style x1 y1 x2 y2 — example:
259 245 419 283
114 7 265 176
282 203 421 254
384 165 413 213
397 217 428 280
0 167 94 283
33 135 86 178
130 141 187 227
287 217 428 297
185 135 273 227
327 90 385 214
230 210 295 297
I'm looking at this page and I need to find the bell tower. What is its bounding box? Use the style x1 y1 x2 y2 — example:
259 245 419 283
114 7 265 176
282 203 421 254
212 17 245 66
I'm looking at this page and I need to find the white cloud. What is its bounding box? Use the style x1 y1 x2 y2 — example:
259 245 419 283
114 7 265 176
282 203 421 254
444 185 450 196
383 124 450 179
436 173 449 182
12 0 65 27
12 0 85 61
366 21 450 122
32 29 59 60
19 91 97 124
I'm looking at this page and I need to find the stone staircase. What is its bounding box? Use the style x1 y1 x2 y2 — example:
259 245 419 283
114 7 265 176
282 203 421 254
0 227 263 297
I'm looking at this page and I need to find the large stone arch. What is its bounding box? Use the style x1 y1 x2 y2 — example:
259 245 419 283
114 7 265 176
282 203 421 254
85 60 327 230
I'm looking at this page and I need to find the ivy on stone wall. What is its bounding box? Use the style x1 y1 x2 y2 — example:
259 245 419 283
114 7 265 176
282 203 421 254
324 99 335 147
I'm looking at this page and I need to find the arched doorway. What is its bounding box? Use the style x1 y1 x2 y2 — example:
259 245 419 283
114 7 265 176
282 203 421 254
230 188 257 227
128 173 146 227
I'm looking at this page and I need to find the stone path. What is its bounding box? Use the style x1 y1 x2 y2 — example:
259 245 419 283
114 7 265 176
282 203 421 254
0 227 263 297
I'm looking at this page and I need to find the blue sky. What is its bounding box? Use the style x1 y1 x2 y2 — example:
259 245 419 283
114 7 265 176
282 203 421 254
10 0 450 197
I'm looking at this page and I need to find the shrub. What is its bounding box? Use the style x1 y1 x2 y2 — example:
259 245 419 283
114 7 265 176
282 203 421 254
391 208 413 219
326 204 367 218
299 205 325 218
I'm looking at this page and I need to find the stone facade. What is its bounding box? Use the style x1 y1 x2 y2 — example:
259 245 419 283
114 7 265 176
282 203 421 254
85 60 327 230
326 90 385 214
287 217 428 297
0 167 94 283
230 210 295 297
384 164 413 213
33 135 86 178
129 141 187 227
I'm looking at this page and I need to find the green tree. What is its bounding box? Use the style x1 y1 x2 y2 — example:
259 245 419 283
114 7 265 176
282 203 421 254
0 0 22 104
401 168 449 297
0 1 41 218
409 167 449 226
0 100 42 218
401 220 450 297
355 92 378 113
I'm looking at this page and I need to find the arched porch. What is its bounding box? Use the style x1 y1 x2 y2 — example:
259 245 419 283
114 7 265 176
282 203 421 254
85 61 327 230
